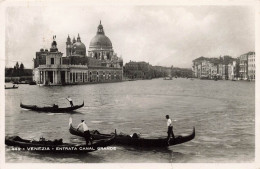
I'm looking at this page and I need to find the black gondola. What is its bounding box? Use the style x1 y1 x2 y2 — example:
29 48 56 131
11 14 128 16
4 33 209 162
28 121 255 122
5 134 115 153
20 101 84 113
5 86 19 89
69 118 195 147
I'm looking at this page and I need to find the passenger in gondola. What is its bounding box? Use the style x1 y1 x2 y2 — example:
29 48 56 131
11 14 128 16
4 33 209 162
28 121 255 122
77 120 92 145
66 96 74 107
13 84 15 88
166 115 175 144
52 104 58 108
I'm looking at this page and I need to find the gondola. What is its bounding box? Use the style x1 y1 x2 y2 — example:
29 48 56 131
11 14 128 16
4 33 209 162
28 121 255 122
5 134 115 153
5 86 19 89
20 101 84 113
69 118 195 147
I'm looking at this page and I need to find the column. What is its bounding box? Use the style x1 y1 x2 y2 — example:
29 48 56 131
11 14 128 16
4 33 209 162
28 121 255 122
40 71 42 83
43 71 45 84
71 72 73 83
68 72 70 83
65 71 67 83
53 71 55 84
56 71 58 84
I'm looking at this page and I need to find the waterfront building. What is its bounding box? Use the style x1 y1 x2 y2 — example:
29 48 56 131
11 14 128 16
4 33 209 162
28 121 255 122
218 64 223 79
247 52 255 80
33 21 123 85
227 61 237 80
239 52 248 80
124 61 152 79
33 49 49 68
201 60 211 78
192 61 201 78
221 65 227 80
192 54 253 81
210 64 218 79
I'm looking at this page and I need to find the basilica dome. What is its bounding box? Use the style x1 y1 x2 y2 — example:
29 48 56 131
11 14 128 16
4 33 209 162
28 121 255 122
89 21 113 50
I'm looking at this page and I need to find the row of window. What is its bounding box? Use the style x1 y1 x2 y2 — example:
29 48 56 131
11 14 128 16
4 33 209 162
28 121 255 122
248 58 255 62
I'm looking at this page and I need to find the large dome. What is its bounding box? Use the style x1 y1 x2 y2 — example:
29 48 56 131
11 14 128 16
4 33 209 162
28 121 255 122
89 34 112 49
89 21 113 50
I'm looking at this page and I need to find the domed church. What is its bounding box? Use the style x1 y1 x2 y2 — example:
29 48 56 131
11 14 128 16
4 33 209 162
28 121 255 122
33 21 123 86
88 21 113 60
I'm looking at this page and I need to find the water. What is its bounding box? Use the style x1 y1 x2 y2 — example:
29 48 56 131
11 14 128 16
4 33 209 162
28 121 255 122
5 78 255 163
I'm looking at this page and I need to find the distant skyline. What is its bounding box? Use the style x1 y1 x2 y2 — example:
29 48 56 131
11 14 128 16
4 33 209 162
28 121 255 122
5 5 255 69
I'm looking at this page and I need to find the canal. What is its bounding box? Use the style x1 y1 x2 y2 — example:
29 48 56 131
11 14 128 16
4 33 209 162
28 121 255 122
5 78 255 162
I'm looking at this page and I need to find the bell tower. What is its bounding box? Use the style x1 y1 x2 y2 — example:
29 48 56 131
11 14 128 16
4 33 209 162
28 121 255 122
66 35 72 56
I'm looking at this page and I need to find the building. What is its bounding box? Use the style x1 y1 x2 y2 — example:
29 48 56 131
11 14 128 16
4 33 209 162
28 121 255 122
192 54 251 80
227 61 237 80
201 60 211 78
124 61 152 79
218 64 223 80
247 52 255 80
33 49 48 68
33 21 123 85
239 53 248 80
210 63 218 79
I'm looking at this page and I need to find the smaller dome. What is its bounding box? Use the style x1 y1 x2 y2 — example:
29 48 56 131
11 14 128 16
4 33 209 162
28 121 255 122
72 41 86 56
72 42 86 50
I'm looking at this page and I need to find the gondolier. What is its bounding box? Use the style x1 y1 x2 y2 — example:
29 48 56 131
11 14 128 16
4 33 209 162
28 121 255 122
166 115 175 143
66 96 74 107
77 120 92 145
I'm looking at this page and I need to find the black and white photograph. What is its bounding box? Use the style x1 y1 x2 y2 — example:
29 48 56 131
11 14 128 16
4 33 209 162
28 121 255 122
1 0 259 168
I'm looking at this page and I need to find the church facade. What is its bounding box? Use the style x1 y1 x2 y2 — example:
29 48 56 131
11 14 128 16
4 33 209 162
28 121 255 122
33 21 123 85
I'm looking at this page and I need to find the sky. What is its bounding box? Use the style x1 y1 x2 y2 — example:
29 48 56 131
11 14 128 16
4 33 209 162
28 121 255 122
5 5 255 69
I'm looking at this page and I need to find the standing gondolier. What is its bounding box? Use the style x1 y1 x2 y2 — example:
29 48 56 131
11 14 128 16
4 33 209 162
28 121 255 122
166 115 175 144
66 96 74 107
77 120 92 145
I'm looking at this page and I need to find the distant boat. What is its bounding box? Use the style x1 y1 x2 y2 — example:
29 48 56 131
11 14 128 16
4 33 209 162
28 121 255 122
13 81 29 84
29 81 36 85
5 86 19 89
164 76 172 80
200 76 208 80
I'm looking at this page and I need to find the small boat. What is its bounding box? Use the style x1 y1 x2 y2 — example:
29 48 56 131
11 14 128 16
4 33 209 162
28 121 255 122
69 118 195 147
5 86 19 89
20 101 84 113
164 77 173 80
5 134 115 153
13 81 29 84
29 81 36 85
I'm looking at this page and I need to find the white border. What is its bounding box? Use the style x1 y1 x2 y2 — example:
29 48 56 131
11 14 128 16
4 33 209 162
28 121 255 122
0 0 259 169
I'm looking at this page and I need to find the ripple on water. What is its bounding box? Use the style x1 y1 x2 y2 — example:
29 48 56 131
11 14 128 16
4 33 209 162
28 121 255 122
91 121 103 124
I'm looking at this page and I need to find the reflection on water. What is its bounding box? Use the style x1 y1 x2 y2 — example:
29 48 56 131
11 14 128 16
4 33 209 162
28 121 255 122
5 78 255 163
